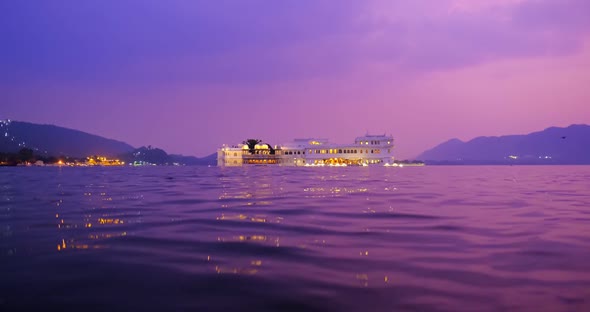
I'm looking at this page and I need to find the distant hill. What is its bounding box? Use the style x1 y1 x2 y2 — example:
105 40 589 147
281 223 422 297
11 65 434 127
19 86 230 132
417 124 590 164
119 147 215 166
0 119 214 165
170 153 217 166
0 120 134 157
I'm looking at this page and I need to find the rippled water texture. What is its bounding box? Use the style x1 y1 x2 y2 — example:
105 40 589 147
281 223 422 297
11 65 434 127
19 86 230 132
1 166 590 311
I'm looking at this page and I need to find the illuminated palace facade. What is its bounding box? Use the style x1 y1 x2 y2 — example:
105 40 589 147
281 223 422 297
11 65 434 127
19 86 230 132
217 134 395 167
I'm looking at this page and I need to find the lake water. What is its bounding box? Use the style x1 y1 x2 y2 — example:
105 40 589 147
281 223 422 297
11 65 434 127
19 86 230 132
1 166 589 311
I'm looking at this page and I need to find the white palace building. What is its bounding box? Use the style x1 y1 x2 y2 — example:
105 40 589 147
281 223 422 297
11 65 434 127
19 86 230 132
217 134 395 167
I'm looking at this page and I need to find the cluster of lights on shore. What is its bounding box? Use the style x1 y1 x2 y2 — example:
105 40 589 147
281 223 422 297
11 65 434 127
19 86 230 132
53 156 156 167
303 163 405 167
51 156 126 167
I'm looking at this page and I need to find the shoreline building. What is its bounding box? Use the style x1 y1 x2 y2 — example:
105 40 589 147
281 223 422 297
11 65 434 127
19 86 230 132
217 134 395 167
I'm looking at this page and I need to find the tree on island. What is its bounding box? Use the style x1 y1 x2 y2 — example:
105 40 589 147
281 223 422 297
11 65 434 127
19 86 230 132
263 142 276 155
242 139 261 154
122 146 169 164
18 148 35 163
241 139 276 155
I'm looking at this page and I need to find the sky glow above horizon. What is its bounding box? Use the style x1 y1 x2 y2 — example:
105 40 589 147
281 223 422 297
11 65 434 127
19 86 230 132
1 0 589 158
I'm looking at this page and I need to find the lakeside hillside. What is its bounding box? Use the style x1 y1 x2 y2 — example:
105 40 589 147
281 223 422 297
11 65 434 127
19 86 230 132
418 124 590 164
1 120 134 157
0 120 213 165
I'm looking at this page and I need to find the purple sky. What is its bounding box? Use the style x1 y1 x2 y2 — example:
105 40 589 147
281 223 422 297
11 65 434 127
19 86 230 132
1 0 589 158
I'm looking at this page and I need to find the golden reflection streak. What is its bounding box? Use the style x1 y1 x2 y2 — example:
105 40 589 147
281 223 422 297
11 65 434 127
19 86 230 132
56 239 67 251
88 232 127 240
217 235 268 243
216 214 272 223
218 193 253 200
57 237 107 252
98 218 124 225
214 266 258 275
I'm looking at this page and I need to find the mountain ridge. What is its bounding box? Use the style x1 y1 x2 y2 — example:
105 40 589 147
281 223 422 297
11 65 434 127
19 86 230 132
0 119 215 165
418 124 590 164
1 120 134 157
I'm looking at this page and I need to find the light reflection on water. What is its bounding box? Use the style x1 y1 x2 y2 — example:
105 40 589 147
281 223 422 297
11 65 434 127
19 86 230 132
1 166 590 311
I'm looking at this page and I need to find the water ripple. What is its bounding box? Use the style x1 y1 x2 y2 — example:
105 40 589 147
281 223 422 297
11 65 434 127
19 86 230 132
1 166 590 312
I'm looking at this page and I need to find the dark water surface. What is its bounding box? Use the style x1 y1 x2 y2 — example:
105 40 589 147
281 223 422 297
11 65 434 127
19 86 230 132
1 166 589 311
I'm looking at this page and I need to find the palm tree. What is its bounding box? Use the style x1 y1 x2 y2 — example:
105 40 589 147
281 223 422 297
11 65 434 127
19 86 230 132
18 148 34 163
263 142 275 155
242 139 261 154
